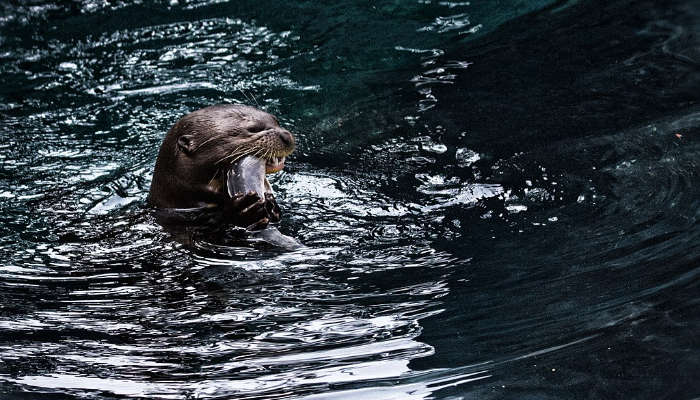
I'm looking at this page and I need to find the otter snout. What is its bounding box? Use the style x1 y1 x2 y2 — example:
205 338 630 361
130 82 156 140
258 128 294 174
277 129 293 147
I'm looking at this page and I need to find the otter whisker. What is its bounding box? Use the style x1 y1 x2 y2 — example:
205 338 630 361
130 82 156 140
207 169 220 188
215 146 260 165
239 89 253 105
238 89 261 108
222 147 252 162
215 151 242 165
237 147 261 163
215 151 246 165
256 148 267 160
249 91 260 107
193 133 228 153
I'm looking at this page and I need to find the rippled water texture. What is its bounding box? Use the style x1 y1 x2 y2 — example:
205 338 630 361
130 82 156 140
1 0 699 398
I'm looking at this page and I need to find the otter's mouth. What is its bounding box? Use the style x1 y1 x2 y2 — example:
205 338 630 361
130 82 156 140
265 156 286 174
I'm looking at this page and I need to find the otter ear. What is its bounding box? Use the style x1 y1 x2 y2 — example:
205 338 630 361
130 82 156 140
177 135 195 154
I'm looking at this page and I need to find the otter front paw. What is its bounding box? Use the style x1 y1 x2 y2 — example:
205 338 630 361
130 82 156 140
265 193 281 223
226 191 269 229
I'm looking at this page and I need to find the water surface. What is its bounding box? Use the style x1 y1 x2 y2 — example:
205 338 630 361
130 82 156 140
1 0 699 398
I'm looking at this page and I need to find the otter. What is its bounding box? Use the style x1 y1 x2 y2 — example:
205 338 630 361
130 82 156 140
148 104 295 230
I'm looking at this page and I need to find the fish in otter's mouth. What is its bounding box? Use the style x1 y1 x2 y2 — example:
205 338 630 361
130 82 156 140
220 149 291 200
225 156 269 199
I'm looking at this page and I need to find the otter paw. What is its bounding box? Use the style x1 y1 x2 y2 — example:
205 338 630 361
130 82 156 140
226 191 268 228
264 193 281 223
230 191 259 207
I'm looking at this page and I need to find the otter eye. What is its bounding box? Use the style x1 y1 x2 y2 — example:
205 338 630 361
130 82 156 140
248 124 266 133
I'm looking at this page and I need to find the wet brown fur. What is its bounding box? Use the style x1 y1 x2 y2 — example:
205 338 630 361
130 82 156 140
148 104 295 209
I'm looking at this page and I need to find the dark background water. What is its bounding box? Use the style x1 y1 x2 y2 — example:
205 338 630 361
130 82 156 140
1 0 698 398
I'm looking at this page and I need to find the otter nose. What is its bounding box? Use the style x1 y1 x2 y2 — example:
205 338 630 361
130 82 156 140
278 130 294 147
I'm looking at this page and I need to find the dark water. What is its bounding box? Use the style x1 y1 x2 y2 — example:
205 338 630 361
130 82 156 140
1 0 699 398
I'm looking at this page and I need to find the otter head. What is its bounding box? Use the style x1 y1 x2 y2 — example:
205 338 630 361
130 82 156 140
148 104 295 209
